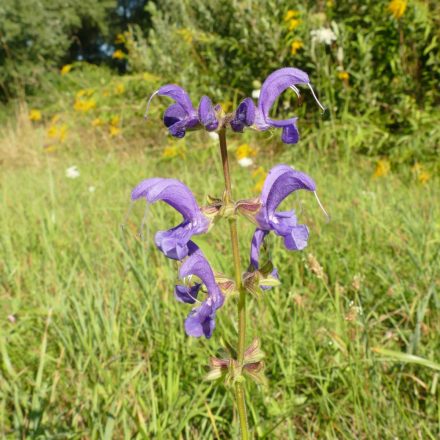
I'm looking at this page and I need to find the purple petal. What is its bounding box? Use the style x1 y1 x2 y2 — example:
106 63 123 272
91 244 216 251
263 166 316 216
230 98 256 132
198 96 219 131
283 225 309 250
281 121 299 144
157 84 195 116
163 103 187 128
131 178 200 222
184 301 216 338
174 283 201 304
257 68 309 122
250 229 269 269
155 224 195 260
179 253 223 309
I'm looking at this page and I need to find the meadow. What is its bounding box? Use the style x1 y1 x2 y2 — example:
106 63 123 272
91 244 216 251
1 1 440 437
1 111 439 438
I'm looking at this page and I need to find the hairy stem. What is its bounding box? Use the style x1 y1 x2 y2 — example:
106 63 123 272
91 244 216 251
218 128 249 439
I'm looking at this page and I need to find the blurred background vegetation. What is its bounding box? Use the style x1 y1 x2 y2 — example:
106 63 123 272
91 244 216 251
0 0 439 165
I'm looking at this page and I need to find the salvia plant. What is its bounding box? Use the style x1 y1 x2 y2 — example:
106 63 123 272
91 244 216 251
133 67 326 438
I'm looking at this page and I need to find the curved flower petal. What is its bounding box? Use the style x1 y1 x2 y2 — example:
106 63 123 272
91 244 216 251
257 68 309 125
262 165 316 216
131 178 200 221
281 122 299 144
198 96 219 131
157 84 195 115
179 251 224 338
255 164 316 253
131 178 209 260
230 98 256 132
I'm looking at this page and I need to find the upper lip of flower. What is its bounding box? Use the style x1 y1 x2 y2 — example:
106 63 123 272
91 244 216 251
255 164 316 251
131 177 210 260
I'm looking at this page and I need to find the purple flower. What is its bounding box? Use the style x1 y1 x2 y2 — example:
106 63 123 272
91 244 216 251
255 164 316 251
145 84 219 138
249 228 279 290
131 178 209 260
230 67 325 144
175 245 224 338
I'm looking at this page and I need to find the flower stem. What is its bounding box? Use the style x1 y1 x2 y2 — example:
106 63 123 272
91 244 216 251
218 128 249 440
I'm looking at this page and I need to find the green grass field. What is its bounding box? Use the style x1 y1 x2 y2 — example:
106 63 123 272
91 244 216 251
1 131 439 438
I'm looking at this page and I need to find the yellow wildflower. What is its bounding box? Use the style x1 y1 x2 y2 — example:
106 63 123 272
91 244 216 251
114 83 125 95
162 146 179 159
110 115 121 127
60 64 73 75
29 109 42 121
418 171 430 184
290 40 303 55
74 99 96 112
115 33 126 44
373 159 390 178
412 163 431 184
112 49 125 60
288 19 302 31
284 10 300 21
327 0 334 7
388 0 407 19
92 118 104 127
47 126 59 139
236 144 257 160
338 71 349 81
109 126 121 137
51 114 60 124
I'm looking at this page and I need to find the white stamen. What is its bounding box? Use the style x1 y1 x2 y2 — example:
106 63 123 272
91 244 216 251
289 85 301 99
307 83 326 114
314 191 330 222
144 89 159 120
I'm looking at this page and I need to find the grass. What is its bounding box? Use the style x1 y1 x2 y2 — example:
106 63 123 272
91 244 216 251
1 121 439 439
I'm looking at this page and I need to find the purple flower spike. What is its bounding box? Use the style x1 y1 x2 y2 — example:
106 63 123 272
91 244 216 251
255 164 316 251
178 250 224 338
145 84 199 138
198 96 219 131
131 178 209 260
230 97 256 132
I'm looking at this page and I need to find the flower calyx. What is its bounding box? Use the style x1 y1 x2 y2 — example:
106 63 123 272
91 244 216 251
235 197 262 225
214 272 237 296
243 261 280 296
206 338 266 386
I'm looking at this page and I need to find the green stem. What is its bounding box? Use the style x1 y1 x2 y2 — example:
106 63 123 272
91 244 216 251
218 128 249 439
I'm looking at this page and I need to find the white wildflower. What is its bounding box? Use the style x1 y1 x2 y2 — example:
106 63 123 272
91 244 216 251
65 166 80 179
208 132 219 141
310 28 337 45
238 157 253 168
88 186 96 193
